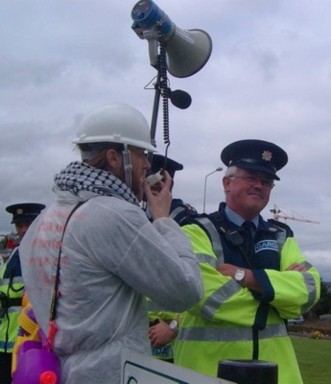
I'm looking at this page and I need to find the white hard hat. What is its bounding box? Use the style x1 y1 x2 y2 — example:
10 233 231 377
73 102 156 152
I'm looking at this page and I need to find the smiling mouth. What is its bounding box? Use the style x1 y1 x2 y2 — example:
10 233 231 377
248 192 264 199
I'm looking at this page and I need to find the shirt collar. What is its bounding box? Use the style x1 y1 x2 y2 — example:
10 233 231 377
224 205 259 228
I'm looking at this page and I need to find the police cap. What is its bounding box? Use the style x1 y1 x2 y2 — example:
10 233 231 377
150 154 183 179
221 139 288 180
6 203 46 224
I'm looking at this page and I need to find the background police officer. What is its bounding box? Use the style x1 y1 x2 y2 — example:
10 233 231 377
146 154 197 223
147 154 196 362
0 202 45 383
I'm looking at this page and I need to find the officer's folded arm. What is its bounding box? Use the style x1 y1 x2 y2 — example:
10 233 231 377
218 263 263 293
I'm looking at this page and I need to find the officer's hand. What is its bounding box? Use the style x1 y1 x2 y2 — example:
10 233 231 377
218 263 263 293
217 263 237 277
286 263 308 272
149 319 177 347
144 171 172 220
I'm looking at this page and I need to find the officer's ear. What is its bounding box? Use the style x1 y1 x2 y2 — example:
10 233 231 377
223 176 231 192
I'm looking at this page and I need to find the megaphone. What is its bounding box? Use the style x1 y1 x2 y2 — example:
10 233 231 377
131 0 212 78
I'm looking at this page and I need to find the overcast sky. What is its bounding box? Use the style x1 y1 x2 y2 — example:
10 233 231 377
1 0 330 281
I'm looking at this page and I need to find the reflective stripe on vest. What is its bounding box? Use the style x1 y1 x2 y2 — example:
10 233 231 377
195 216 224 264
0 341 15 350
195 253 218 268
1 306 21 314
274 229 286 252
302 267 319 313
170 206 188 222
177 322 288 342
201 279 242 321
1 276 24 286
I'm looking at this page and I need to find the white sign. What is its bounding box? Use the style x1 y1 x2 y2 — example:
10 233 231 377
121 348 235 384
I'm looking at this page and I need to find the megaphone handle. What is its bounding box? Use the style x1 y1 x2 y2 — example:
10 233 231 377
147 39 159 67
148 40 170 147
150 74 161 144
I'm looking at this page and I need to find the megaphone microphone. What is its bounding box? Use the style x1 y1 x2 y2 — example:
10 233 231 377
131 0 212 78
170 90 192 109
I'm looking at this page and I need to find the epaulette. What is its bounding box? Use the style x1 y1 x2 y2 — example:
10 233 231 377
267 218 294 237
170 200 198 225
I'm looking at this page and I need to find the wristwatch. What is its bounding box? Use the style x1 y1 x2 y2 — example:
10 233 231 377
234 268 246 283
169 319 179 333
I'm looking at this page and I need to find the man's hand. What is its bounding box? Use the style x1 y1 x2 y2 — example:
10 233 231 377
149 319 177 347
286 263 308 272
218 263 263 293
217 263 238 278
144 170 173 220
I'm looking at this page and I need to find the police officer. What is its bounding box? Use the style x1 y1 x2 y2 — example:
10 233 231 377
147 154 196 362
0 203 45 383
174 139 321 384
147 154 197 223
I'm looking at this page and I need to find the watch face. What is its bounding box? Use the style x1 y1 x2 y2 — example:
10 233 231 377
235 269 245 282
170 320 178 331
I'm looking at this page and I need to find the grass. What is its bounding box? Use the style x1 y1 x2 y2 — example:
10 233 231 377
291 335 331 384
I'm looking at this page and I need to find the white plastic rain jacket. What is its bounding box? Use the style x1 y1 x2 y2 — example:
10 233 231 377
19 190 202 384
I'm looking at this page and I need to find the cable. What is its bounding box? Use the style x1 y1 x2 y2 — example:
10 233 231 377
158 41 170 148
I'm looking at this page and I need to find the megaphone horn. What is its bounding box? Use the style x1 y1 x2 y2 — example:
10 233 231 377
131 0 213 78
165 27 212 78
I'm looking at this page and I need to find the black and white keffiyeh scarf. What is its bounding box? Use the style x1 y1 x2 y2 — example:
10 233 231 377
54 161 139 205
